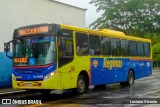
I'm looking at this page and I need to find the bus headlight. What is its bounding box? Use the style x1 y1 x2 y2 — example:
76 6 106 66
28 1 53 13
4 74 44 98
43 71 55 81
12 74 16 81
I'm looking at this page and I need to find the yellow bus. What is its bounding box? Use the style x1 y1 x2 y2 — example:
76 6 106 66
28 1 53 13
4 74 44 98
4 23 152 94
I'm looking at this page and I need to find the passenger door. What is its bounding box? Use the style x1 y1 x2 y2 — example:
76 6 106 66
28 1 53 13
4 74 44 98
57 29 74 89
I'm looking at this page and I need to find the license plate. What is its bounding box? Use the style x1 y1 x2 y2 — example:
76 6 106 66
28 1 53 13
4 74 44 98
25 83 32 86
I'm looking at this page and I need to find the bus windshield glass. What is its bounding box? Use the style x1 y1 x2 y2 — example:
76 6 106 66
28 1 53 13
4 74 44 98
13 35 56 66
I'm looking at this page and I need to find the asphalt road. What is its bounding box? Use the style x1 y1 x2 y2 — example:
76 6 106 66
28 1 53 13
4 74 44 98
1 70 160 107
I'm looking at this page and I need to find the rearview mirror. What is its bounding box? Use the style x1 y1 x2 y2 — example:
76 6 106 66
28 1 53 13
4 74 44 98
4 43 10 52
4 42 12 59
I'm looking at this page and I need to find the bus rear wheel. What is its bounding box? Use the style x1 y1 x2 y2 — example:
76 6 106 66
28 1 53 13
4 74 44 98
127 70 134 86
76 75 86 95
120 70 134 86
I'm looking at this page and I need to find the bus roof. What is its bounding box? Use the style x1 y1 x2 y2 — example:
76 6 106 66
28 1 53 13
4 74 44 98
61 24 88 33
61 24 151 43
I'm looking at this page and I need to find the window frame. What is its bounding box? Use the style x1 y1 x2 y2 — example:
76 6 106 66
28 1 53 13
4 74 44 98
111 38 121 56
57 29 74 67
144 42 150 57
76 32 89 56
100 36 111 56
58 29 74 58
121 39 129 57
89 34 101 56
137 41 144 57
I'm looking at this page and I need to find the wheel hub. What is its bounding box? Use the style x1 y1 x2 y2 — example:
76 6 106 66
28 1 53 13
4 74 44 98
78 80 85 93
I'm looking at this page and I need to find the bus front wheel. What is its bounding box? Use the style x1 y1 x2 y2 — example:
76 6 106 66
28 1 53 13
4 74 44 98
76 75 86 95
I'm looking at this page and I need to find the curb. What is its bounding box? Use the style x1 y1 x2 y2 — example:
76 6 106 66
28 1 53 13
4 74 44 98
0 90 27 97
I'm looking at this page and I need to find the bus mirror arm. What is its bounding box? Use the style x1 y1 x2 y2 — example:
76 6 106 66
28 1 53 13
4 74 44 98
6 53 13 59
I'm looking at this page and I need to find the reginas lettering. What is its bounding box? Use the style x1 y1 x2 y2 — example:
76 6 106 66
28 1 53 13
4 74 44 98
103 59 122 70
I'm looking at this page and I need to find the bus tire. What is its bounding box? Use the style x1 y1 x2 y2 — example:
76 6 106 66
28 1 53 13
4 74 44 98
127 70 134 86
76 75 86 95
120 70 134 86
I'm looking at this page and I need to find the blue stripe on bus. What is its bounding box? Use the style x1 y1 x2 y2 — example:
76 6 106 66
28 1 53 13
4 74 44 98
13 63 57 81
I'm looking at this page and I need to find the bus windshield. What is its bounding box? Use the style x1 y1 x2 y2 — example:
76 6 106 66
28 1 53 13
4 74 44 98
13 35 56 66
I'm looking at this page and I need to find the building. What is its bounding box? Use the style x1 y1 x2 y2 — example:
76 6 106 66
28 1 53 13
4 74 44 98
0 0 86 51
0 0 86 87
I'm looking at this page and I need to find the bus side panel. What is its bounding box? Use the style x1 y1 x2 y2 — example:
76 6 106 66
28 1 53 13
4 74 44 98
91 58 131 85
91 58 110 85
90 58 152 85
143 60 152 77
131 59 152 80
109 58 129 83
58 62 73 89
74 56 90 87
130 60 143 79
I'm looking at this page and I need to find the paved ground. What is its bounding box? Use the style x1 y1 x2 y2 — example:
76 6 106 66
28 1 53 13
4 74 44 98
0 88 25 96
0 70 160 107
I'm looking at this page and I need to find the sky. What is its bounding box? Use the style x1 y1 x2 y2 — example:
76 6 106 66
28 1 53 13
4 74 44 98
55 0 102 28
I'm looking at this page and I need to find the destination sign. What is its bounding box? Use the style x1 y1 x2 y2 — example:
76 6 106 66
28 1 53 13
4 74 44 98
14 58 28 63
18 26 49 36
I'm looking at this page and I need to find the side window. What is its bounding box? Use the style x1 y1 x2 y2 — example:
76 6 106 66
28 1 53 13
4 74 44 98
130 41 137 56
111 38 121 56
137 42 144 57
89 35 100 55
144 42 150 57
58 29 73 67
121 39 129 56
58 29 73 57
76 32 89 55
101 36 111 56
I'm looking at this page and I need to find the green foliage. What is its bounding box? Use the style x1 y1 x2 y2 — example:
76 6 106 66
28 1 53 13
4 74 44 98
144 33 160 46
144 33 160 61
90 0 160 37
152 43 160 62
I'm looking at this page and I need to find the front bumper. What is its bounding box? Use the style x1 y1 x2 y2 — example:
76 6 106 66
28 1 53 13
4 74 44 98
12 73 61 90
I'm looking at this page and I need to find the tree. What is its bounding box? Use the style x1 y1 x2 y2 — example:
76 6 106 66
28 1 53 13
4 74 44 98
89 0 160 37
152 43 160 63
144 33 160 46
